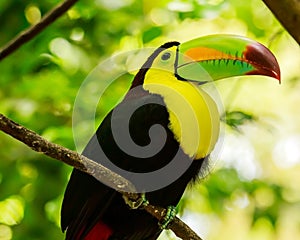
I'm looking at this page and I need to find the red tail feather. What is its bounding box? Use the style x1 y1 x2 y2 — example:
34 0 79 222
84 221 113 240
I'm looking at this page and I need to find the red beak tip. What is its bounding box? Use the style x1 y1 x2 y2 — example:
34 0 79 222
276 74 281 84
245 43 281 84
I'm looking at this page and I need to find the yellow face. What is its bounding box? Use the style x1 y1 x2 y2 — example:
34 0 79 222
143 47 220 159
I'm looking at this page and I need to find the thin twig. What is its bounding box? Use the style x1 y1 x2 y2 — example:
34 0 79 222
0 113 202 240
0 0 78 61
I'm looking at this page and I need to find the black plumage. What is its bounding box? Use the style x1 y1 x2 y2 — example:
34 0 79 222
61 42 205 240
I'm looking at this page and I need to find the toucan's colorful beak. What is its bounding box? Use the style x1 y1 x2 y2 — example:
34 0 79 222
177 34 281 83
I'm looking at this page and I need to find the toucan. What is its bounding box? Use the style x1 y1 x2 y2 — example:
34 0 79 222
61 35 280 240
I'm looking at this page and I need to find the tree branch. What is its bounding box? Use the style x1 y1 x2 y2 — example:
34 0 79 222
0 0 78 61
0 113 135 193
144 204 203 240
0 113 203 240
262 0 300 45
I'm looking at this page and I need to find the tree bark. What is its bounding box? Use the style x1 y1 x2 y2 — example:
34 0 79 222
262 0 300 45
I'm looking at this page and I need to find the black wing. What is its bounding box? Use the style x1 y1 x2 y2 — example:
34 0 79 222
61 133 117 239
61 93 203 239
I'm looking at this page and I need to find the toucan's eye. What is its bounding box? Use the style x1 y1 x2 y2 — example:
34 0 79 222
161 52 171 61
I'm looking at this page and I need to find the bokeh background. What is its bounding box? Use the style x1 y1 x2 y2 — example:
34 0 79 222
0 0 300 239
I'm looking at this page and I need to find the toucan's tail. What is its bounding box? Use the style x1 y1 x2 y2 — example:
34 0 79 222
84 221 113 240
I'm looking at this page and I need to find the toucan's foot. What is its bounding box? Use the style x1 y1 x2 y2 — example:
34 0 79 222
122 193 149 210
159 206 177 229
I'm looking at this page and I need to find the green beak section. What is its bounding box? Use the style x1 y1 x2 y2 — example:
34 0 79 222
177 34 280 83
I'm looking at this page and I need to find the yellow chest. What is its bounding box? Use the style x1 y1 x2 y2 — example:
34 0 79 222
143 70 220 159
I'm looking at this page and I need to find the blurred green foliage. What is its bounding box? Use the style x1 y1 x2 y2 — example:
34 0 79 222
1 0 300 240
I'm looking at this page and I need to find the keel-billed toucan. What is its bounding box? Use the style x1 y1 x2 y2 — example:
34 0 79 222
61 35 280 240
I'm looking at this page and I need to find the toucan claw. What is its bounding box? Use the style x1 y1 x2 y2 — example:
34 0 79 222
122 193 149 210
158 205 177 230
